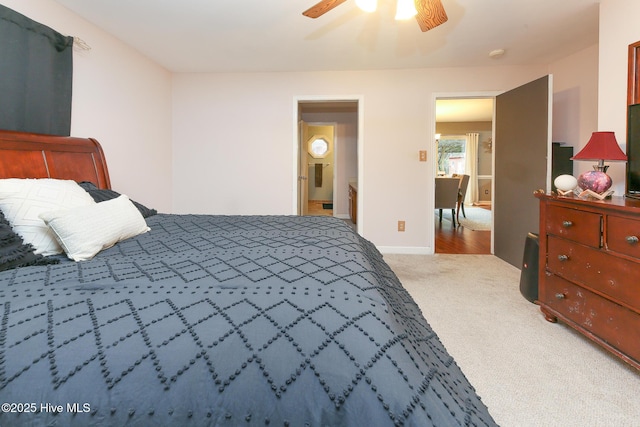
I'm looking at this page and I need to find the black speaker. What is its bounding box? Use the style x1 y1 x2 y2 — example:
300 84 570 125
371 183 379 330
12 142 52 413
519 232 539 303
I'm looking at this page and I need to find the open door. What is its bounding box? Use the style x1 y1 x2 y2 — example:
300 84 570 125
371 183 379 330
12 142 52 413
494 75 552 267
298 120 310 215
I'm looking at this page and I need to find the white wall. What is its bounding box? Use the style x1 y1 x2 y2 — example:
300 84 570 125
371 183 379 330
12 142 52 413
1 0 173 213
598 0 640 195
172 67 554 252
549 44 600 171
2 1 600 252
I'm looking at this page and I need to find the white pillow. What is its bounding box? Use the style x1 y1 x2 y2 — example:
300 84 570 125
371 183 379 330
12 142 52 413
0 178 96 255
39 195 150 261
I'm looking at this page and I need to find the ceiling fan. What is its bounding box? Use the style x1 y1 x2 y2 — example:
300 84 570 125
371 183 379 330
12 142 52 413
302 0 448 32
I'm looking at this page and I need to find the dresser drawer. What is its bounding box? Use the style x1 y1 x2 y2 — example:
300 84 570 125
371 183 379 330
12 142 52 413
607 215 640 259
542 274 640 363
546 205 601 247
547 235 640 309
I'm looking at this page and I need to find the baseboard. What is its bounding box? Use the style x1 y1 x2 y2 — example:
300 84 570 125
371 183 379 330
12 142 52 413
377 246 434 255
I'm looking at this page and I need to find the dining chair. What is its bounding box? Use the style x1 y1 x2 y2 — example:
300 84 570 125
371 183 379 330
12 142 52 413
455 174 470 223
435 177 460 227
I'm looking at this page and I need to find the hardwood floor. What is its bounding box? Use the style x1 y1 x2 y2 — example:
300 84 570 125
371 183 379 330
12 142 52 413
307 200 333 216
435 207 491 254
435 222 491 254
308 199 490 254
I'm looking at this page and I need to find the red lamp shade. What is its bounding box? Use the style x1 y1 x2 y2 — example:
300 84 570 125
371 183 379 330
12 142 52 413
571 131 627 195
571 131 627 162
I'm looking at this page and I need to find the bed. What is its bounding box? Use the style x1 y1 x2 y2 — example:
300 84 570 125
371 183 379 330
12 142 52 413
0 130 497 426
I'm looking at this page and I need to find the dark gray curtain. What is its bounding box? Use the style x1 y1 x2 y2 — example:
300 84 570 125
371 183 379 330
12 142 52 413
0 4 73 136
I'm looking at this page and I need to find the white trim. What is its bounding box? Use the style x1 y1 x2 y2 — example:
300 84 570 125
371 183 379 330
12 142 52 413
546 74 554 193
292 102 299 215
356 98 364 236
377 246 433 255
491 99 497 253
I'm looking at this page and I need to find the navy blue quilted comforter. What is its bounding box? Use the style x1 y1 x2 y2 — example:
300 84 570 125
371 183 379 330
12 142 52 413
0 214 496 426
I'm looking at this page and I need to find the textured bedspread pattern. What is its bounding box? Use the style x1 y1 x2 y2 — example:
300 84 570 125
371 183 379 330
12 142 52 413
0 215 496 426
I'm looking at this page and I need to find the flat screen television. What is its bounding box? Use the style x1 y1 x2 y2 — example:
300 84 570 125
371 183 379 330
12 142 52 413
627 103 640 198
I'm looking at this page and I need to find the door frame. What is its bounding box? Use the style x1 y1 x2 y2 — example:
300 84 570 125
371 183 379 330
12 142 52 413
293 95 364 235
431 91 500 254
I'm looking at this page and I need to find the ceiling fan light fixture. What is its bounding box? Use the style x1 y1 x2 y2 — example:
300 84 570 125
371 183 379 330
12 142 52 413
395 0 418 20
355 0 377 13
303 0 448 32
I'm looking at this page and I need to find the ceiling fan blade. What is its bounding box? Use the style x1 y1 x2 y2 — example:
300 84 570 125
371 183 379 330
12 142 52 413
303 0 349 18
415 0 448 32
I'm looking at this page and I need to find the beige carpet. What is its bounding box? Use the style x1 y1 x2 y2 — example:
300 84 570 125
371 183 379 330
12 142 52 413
383 254 640 427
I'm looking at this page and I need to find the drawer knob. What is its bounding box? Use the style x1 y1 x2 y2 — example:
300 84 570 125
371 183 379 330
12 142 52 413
562 220 573 228
555 293 566 300
557 254 569 262
626 235 639 244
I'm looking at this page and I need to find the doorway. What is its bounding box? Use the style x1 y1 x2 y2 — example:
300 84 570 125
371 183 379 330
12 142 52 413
296 98 362 233
433 76 553 264
301 122 336 217
434 97 494 254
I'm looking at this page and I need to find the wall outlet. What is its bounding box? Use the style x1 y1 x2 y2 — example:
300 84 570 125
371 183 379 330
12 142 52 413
419 150 427 162
398 220 405 232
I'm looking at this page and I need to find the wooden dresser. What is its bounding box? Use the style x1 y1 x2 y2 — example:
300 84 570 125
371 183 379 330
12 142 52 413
348 182 357 225
535 192 640 369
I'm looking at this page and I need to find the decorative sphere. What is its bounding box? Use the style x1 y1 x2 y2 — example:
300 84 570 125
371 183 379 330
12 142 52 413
577 170 612 193
554 174 578 191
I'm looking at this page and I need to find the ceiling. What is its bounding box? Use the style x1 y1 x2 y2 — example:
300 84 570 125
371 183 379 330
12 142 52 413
52 0 599 123
53 0 600 74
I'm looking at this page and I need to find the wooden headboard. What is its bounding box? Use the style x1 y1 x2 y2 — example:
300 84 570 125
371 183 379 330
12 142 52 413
0 130 111 189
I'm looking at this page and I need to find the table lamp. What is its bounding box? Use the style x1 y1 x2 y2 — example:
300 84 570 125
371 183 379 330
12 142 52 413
571 131 627 196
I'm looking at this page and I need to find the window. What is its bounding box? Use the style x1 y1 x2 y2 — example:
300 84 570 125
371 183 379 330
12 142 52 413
437 136 466 175
307 135 330 158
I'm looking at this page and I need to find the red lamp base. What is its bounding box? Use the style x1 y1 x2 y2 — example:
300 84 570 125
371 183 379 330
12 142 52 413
577 170 612 194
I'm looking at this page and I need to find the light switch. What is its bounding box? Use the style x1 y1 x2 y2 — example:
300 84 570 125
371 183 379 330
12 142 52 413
419 150 427 162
